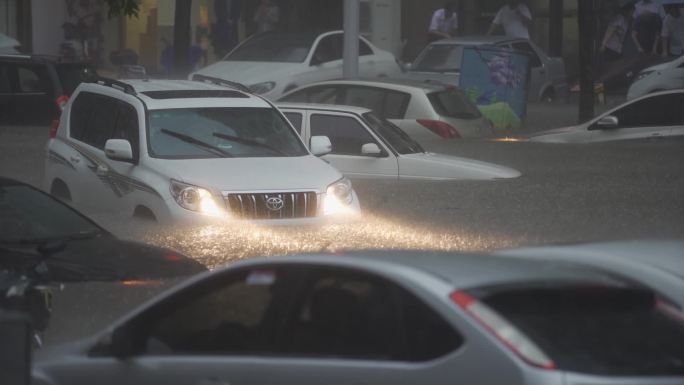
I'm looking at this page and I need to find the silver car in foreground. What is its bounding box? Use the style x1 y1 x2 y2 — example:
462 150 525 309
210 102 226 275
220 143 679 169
403 36 568 102
33 251 684 385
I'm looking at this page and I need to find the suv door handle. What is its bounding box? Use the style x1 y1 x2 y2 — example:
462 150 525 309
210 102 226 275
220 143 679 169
96 164 109 176
69 156 81 164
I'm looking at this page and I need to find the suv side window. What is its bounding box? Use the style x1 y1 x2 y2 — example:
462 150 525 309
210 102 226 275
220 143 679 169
342 86 410 119
310 114 377 155
510 42 542 68
145 267 301 355
70 92 118 150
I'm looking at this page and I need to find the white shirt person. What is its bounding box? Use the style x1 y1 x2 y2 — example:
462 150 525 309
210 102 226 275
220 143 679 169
488 0 533 39
428 2 459 43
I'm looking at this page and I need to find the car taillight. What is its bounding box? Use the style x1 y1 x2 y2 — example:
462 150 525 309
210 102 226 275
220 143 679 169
450 290 556 370
416 119 461 139
49 119 59 139
55 95 69 112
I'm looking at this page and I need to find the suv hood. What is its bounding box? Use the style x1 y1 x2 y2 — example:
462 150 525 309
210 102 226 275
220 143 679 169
194 61 302 86
149 156 342 193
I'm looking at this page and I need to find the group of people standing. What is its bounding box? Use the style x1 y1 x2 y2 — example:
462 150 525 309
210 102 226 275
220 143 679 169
428 0 533 43
601 0 684 61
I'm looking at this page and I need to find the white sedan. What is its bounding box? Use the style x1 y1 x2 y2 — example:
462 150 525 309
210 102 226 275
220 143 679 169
529 90 684 143
628 55 684 100
278 103 520 180
192 30 401 100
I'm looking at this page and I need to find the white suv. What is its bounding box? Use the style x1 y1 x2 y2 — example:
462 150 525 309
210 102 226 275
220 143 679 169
43 77 360 224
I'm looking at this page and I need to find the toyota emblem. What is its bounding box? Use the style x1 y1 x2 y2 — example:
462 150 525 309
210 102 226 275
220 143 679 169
265 196 284 211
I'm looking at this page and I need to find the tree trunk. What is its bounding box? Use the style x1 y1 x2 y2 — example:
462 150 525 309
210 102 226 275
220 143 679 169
578 0 596 122
173 0 193 79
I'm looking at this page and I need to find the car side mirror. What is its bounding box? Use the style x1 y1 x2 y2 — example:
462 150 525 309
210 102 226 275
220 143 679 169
104 139 134 163
310 136 332 156
596 115 619 130
361 143 383 157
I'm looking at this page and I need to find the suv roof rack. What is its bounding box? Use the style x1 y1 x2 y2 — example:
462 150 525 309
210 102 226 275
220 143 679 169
191 74 252 94
88 76 137 95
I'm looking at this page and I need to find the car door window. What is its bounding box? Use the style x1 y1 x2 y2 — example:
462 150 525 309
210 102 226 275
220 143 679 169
70 92 118 150
610 94 684 128
283 112 303 135
145 267 301 355
112 102 140 158
510 42 542 68
16 65 50 93
285 267 404 360
281 86 340 104
312 34 343 65
310 114 377 155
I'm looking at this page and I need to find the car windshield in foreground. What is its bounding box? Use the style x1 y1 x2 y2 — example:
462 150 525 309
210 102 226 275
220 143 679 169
481 285 684 376
0 184 102 244
363 112 424 155
148 107 309 159
428 90 482 120
55 63 96 95
225 33 315 63
412 44 463 72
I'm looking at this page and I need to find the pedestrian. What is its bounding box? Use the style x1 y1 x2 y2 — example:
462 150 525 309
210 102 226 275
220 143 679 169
487 0 533 39
632 0 665 53
254 0 280 34
661 2 684 58
600 2 636 61
427 2 459 43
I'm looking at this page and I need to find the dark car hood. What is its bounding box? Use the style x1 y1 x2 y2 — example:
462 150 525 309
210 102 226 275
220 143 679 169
0 237 206 282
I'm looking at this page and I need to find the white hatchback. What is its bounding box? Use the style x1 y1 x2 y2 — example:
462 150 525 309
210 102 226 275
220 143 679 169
43 77 360 225
192 30 402 100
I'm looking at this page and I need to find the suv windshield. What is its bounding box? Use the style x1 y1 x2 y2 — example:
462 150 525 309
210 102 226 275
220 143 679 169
225 33 315 63
413 44 463 72
0 183 101 243
482 286 684 376
428 90 482 120
148 107 308 159
363 112 423 155
55 63 96 95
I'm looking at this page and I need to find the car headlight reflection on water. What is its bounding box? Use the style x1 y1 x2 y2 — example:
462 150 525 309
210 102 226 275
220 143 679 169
170 179 225 217
324 178 356 216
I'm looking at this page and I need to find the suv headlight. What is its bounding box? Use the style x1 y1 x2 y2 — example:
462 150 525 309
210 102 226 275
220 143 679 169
170 180 224 217
249 81 276 94
324 178 355 216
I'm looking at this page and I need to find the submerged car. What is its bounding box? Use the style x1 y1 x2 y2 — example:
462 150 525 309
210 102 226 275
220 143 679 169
192 30 401 100
0 177 205 281
529 89 684 143
403 36 568 102
33 250 684 385
278 79 494 140
627 54 684 100
43 77 360 225
278 102 520 180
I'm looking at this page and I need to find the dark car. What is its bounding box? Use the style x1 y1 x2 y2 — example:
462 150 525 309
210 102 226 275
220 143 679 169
0 54 96 126
0 177 206 282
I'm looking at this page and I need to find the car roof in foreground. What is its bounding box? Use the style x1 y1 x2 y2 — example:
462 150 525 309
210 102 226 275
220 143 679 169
106 79 270 110
277 102 372 115
222 250 628 290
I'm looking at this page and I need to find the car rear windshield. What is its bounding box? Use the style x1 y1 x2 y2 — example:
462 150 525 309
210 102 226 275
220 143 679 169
363 112 423 155
428 90 482 120
412 44 462 72
225 33 314 63
55 63 96 95
147 107 309 159
480 286 684 376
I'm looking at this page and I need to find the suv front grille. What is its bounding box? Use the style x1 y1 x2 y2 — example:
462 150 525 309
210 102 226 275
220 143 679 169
225 192 318 220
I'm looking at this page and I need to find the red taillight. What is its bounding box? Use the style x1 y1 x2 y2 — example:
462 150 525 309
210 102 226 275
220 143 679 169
416 119 461 139
49 119 59 139
162 254 181 262
449 290 556 370
55 95 69 112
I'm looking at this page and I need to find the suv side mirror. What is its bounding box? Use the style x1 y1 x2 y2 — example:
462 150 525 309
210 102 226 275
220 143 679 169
105 139 134 163
595 115 619 130
361 143 383 157
310 136 332 156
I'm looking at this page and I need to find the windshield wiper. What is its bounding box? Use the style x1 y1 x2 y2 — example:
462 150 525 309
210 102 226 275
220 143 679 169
212 132 287 156
160 129 234 158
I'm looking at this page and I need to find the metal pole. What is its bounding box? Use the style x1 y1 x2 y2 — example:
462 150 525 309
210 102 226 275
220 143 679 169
578 0 596 122
343 0 360 79
549 0 564 57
